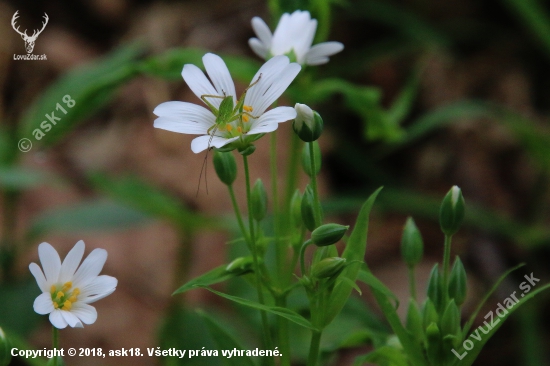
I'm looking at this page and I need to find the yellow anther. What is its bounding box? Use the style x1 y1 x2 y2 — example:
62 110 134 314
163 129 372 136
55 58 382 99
73 288 80 296
56 291 64 300
62 282 72 290
68 295 77 302
242 115 249 122
53 303 59 309
62 300 72 311
237 126 243 133
244 105 253 112
226 124 233 132
50 285 56 294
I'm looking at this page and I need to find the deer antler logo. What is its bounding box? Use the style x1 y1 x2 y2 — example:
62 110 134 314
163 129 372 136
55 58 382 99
11 11 49 54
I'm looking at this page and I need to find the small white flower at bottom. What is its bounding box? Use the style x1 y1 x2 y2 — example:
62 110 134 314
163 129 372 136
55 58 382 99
29 240 117 329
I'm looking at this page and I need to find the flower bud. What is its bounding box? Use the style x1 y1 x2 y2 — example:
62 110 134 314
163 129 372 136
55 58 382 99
440 300 461 341
422 298 439 330
448 257 467 306
251 179 268 221
439 186 465 236
425 322 443 365
0 327 10 366
293 103 323 142
301 185 317 231
301 141 321 177
311 223 348 247
427 264 444 312
225 256 255 273
311 257 346 279
406 299 424 343
213 150 237 186
290 189 303 229
401 217 423 268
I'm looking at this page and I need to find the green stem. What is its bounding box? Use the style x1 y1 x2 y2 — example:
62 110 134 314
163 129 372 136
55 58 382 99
408 266 417 301
275 296 291 366
1 190 18 282
228 185 250 245
271 132 285 286
306 330 322 366
442 234 452 301
284 132 301 224
308 142 322 227
243 155 274 358
52 327 59 366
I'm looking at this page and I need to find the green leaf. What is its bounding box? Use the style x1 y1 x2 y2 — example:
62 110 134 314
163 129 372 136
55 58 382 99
455 282 550 366
19 43 142 147
198 286 317 331
461 263 525 337
0 280 41 336
324 187 382 325
357 266 399 309
353 345 408 366
196 310 256 366
89 173 216 231
0 167 56 189
27 200 151 239
4 330 48 366
173 264 250 295
138 48 260 83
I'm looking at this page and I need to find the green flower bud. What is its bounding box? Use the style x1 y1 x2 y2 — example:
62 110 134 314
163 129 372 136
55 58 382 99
225 256 254 273
290 189 303 229
293 103 323 142
425 322 443 365
439 186 465 236
301 141 321 177
238 144 256 156
448 257 467 306
251 179 268 221
422 298 439 330
0 327 10 366
311 223 348 247
406 299 424 343
401 217 423 268
311 257 346 279
213 150 237 186
440 300 461 345
427 264 444 312
301 185 318 231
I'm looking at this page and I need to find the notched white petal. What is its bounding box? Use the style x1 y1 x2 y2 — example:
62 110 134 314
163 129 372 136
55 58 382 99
61 310 83 328
49 310 68 329
72 248 108 288
203 53 237 102
251 17 272 47
33 292 55 315
190 135 240 154
38 242 61 284
29 262 48 292
181 64 220 108
248 38 269 59
59 240 85 283
71 303 98 325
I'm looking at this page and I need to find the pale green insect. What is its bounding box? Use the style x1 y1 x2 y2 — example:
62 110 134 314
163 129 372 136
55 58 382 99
197 74 262 195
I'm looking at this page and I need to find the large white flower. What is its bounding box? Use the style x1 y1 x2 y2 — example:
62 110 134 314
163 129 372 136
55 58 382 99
249 10 344 66
154 53 301 153
29 241 117 329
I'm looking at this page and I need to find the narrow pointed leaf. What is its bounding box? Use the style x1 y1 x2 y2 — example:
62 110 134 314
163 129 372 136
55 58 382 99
173 265 250 295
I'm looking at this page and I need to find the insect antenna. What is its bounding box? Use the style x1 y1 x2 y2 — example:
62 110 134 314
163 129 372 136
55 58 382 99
196 128 218 197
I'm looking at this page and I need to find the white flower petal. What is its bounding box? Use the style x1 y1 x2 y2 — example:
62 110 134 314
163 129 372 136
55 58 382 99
305 42 344 65
59 240 85 284
71 303 98 325
153 102 216 135
72 248 107 288
80 275 117 304
29 263 48 292
250 107 297 133
248 38 269 59
181 64 220 108
244 56 292 114
49 310 68 329
38 242 61 284
61 310 83 328
190 135 240 154
305 56 329 66
33 292 54 315
203 53 237 102
251 17 272 48
293 16 317 63
271 13 292 55
250 63 301 115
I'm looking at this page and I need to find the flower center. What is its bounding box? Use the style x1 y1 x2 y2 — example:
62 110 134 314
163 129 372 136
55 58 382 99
50 281 80 311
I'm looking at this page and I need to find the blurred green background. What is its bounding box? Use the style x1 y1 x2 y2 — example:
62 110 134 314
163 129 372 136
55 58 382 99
1 0 550 365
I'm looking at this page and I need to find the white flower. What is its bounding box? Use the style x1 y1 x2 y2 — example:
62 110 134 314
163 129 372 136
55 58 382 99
249 10 344 66
154 53 301 153
29 241 117 329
